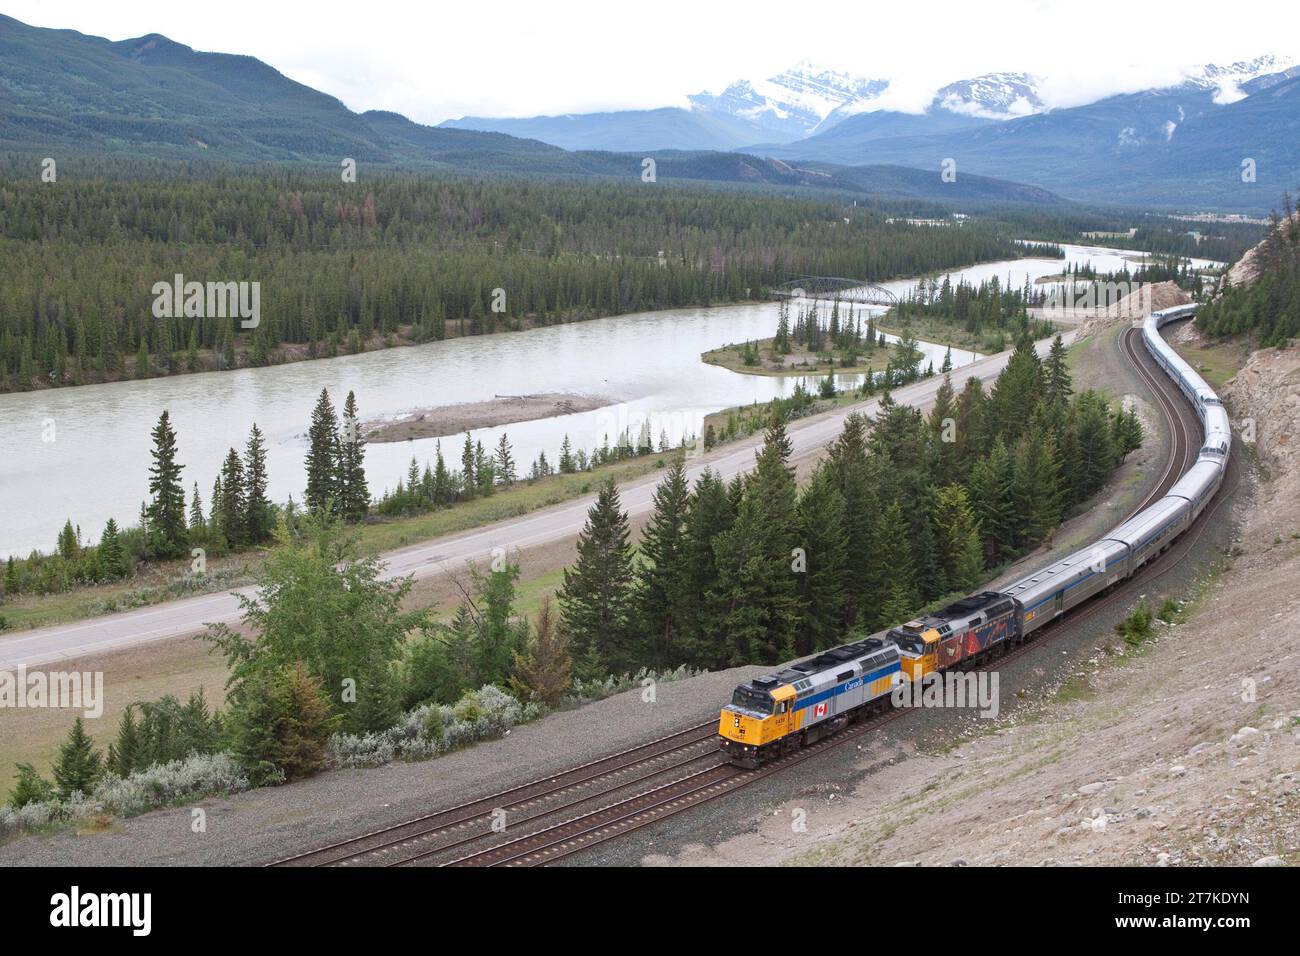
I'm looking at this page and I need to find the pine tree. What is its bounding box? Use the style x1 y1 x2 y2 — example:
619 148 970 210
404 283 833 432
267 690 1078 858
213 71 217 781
635 460 692 668
932 484 984 595
795 466 848 653
97 518 128 580
146 410 187 558
226 662 338 785
969 437 1016 564
682 469 734 663
867 501 917 630
1043 334 1072 405
188 482 206 532
338 392 369 519
1072 391 1118 500
987 336 1042 445
1012 422 1063 548
216 447 247 547
927 374 958 481
460 433 476 499
559 477 636 678
8 763 55 808
304 389 341 513
509 596 572 706
55 520 79 567
106 705 143 777
495 432 517 486
710 416 802 666
52 717 103 799
244 423 274 542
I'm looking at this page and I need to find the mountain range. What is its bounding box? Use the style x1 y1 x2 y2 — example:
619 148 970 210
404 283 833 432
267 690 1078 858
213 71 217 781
444 56 1300 210
0 14 1062 206
1 13 1295 211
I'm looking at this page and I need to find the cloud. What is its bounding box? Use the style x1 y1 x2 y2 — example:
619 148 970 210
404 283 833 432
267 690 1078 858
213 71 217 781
4 0 1298 123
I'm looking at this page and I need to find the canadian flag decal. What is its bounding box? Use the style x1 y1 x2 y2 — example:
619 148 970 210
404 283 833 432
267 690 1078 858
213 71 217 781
814 702 828 718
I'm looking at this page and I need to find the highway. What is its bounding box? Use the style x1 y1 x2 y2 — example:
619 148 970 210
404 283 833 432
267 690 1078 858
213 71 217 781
0 332 1075 670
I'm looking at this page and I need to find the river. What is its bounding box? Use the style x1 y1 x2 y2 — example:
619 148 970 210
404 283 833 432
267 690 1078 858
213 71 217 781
0 242 1219 557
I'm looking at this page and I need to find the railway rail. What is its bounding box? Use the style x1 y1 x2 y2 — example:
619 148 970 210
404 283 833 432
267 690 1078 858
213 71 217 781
273 317 1232 868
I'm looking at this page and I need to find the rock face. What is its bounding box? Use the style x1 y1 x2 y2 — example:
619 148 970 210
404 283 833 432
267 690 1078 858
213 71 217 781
1223 346 1300 484
1226 211 1300 288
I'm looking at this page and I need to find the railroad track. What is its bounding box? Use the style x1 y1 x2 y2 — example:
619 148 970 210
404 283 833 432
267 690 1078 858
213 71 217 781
276 321 1232 868
267 720 719 866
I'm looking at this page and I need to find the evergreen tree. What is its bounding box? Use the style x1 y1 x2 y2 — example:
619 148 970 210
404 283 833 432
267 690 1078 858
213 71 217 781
1072 391 1118 501
106 705 143 778
559 477 636 678
145 410 187 558
1012 421 1063 547
824 414 878 629
8 763 55 807
867 501 917 630
987 336 1042 445
495 433 517 485
932 484 984 594
226 662 338 786
709 416 801 666
795 465 848 653
52 717 103 799
460 433 477 500
634 460 692 668
304 389 341 513
97 518 128 580
216 447 247 547
1043 334 1072 406
244 423 274 542
338 392 369 519
188 482 206 532
57 520 78 562
969 437 1016 565
682 468 735 662
509 596 572 706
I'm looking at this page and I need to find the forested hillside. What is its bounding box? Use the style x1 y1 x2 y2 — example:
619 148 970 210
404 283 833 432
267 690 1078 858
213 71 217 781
1195 198 1300 346
0 170 1034 391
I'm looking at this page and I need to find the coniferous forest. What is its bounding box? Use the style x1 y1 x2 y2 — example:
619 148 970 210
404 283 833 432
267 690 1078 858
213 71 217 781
0 167 1035 391
558 333 1143 676
1195 196 1300 347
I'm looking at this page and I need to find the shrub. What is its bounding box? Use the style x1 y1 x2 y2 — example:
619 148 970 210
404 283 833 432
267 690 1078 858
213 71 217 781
1115 602 1155 647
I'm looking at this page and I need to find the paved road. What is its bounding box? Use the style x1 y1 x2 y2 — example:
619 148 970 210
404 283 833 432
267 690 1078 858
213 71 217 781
0 334 1074 669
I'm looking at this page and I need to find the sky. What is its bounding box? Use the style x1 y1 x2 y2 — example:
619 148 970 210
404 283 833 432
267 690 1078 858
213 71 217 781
7 0 1300 123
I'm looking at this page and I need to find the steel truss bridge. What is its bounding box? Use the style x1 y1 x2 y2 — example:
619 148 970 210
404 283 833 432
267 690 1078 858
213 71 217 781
770 276 898 307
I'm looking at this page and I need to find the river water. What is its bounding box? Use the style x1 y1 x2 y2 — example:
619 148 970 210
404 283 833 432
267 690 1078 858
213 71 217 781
0 242 1219 557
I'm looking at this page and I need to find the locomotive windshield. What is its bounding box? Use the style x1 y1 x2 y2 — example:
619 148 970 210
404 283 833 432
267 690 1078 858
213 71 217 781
730 686 774 714
887 629 925 654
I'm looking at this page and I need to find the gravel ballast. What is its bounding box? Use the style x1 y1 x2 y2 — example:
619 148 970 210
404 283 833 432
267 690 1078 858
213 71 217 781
0 666 765 866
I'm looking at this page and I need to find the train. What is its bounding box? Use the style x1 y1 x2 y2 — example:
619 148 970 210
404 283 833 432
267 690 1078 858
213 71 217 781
718 305 1229 768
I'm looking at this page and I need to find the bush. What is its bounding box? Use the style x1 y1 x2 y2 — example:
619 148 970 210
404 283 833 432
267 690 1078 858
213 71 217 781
1115 602 1155 647
0 752 252 839
327 685 541 770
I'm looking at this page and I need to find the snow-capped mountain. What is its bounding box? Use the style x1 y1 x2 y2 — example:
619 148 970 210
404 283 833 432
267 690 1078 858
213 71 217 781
1181 55 1297 104
688 62 888 140
931 72 1046 120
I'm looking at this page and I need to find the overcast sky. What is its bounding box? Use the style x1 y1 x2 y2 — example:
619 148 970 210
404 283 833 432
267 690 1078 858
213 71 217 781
8 0 1300 122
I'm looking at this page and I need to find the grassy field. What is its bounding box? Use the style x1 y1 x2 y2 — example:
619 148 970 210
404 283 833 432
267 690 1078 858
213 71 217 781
1173 336 1250 389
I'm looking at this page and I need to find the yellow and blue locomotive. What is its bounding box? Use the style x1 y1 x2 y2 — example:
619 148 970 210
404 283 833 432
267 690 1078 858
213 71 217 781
718 637 900 768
